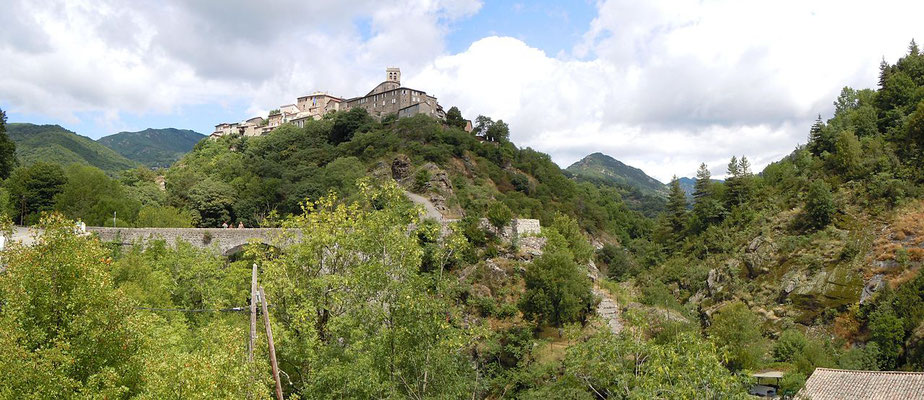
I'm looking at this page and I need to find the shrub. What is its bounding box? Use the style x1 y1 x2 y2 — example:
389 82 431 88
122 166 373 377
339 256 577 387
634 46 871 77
519 251 595 328
805 179 835 229
773 329 807 362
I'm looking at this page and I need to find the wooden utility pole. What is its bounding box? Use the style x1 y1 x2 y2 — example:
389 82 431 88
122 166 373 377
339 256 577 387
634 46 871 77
259 286 284 400
249 263 258 362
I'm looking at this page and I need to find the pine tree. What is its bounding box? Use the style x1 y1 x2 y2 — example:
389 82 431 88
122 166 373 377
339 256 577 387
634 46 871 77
724 156 752 207
667 175 687 234
739 156 752 176
879 58 891 88
726 156 740 178
808 115 829 156
909 39 920 56
693 163 712 203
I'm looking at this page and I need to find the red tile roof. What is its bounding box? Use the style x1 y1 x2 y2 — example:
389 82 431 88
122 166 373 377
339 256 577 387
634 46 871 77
800 368 924 399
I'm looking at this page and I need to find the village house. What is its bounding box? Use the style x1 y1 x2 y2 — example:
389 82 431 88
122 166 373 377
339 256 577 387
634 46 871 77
211 68 444 138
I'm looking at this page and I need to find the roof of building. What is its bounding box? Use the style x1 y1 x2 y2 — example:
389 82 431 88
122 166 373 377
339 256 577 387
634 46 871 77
752 370 785 379
297 92 341 100
799 368 924 400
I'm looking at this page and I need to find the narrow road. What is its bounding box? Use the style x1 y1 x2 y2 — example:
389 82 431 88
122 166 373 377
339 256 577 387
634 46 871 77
404 191 444 222
9 226 40 247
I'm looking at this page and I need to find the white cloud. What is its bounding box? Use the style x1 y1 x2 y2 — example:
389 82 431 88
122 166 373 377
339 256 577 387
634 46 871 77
414 0 924 181
2 0 923 181
0 0 482 123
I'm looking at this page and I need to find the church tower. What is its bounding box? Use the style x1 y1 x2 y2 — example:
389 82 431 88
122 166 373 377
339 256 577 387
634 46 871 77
386 67 401 84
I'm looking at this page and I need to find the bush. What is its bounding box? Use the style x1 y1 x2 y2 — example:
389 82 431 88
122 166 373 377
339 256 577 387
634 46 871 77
596 243 637 281
707 301 767 371
413 168 431 192
805 179 835 229
519 252 595 328
773 329 807 362
486 201 513 232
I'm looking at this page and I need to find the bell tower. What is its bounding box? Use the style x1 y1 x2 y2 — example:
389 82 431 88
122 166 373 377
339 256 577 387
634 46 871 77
386 67 401 84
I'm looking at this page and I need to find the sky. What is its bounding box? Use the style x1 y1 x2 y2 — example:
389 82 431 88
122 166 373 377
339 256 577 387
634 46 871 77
1 0 923 181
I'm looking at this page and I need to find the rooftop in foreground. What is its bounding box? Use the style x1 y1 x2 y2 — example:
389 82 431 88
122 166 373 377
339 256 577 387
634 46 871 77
799 368 924 400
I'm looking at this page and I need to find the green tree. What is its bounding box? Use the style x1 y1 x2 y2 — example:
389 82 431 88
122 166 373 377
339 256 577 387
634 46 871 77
692 163 712 203
904 101 924 177
0 108 17 179
135 205 194 227
839 343 881 371
869 306 905 369
0 214 147 397
545 213 594 264
778 372 807 398
445 106 467 129
329 107 373 144
557 322 748 399
473 115 493 139
187 178 236 227
831 130 862 178
707 301 767 371
519 251 595 329
808 115 834 156
597 243 636 281
260 181 475 398
772 329 807 362
691 163 725 231
54 164 141 226
666 176 687 234
805 179 835 229
486 119 510 142
5 162 67 225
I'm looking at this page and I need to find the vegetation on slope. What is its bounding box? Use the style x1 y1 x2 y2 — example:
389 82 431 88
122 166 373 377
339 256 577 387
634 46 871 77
98 128 205 168
567 152 666 196
596 41 924 392
7 123 138 173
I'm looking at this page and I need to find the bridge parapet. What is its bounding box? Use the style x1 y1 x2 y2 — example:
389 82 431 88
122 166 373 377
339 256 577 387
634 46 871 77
86 227 294 256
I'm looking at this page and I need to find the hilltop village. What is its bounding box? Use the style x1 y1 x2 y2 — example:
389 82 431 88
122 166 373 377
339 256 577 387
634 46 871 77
211 68 456 138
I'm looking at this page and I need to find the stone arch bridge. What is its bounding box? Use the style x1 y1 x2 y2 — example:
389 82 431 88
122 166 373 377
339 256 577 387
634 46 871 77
87 227 296 256
80 219 539 257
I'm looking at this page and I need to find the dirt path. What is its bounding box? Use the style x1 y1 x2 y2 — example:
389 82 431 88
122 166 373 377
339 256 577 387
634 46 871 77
404 191 444 222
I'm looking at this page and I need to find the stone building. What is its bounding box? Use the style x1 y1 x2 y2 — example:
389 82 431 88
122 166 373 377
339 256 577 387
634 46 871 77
342 67 444 120
211 67 444 138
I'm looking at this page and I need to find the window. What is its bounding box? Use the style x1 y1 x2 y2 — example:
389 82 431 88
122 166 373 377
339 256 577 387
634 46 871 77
392 99 396 104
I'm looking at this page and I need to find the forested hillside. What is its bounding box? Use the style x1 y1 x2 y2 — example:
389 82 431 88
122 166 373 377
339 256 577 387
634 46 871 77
1 42 924 398
567 152 666 196
167 109 653 243
7 123 138 173
98 128 205 168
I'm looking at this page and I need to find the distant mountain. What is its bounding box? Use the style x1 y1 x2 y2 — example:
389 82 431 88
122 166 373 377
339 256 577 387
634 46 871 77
566 152 667 197
7 123 138 173
98 128 205 168
677 176 723 199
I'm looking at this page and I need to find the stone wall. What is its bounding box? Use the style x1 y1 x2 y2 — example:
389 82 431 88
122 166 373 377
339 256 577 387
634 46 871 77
512 219 541 237
87 227 293 256
85 218 539 255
